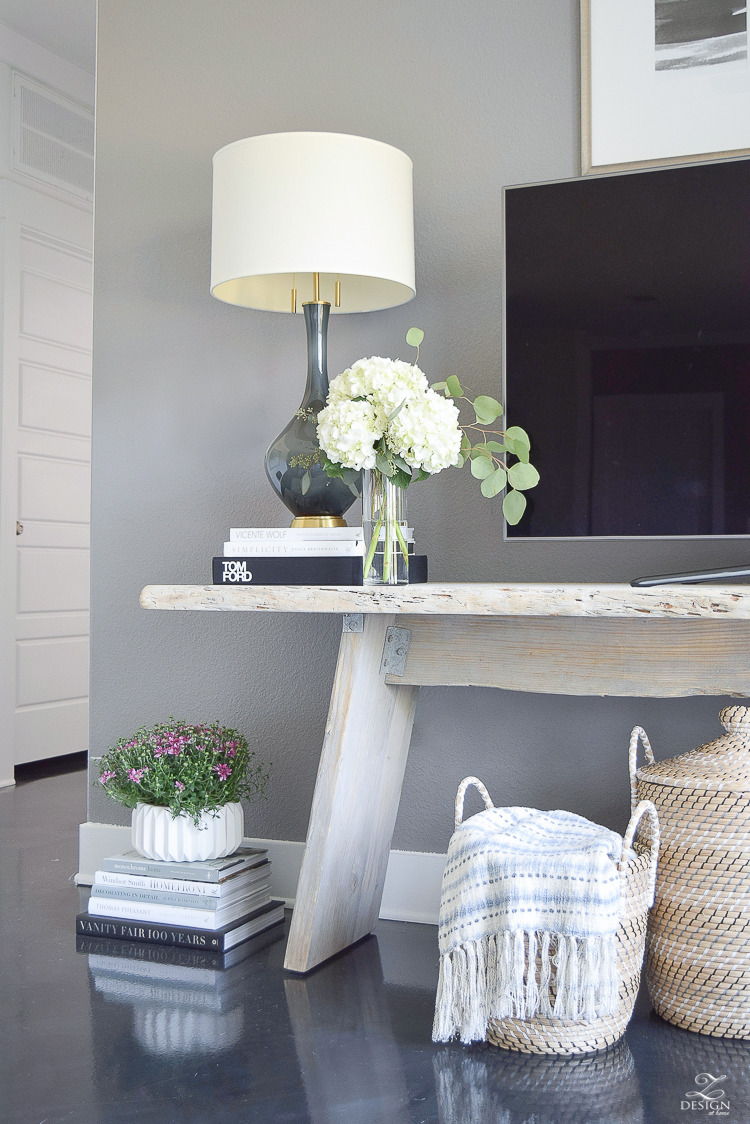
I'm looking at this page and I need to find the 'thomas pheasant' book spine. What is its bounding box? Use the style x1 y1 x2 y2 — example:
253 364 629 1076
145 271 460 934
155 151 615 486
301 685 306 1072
87 886 271 929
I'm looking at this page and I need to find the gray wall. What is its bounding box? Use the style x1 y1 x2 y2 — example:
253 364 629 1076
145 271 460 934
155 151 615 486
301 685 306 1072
89 0 743 850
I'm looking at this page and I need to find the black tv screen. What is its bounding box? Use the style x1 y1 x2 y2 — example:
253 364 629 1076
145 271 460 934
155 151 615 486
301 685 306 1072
503 158 750 538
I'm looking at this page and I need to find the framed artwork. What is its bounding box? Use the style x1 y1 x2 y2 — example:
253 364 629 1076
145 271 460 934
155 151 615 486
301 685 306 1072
581 0 750 173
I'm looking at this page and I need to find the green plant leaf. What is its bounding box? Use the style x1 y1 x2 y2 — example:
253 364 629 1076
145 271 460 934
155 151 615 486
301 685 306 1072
431 381 448 392
323 458 344 478
473 395 503 424
445 375 463 398
392 468 412 490
505 425 530 451
485 440 507 453
470 455 494 480
512 441 530 463
480 465 507 498
393 454 412 474
387 400 406 423
301 470 311 495
460 433 471 455
507 462 540 491
503 488 527 525
406 327 424 348
376 452 396 477
417 467 431 482
455 453 465 468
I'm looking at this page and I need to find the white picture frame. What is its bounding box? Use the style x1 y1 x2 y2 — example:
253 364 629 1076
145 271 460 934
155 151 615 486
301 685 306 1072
581 0 750 174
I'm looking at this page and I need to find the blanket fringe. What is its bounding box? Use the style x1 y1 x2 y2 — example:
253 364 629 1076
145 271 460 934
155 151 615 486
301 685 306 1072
432 931 619 1044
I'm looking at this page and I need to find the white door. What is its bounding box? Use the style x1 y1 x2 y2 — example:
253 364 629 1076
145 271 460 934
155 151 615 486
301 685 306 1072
14 226 92 765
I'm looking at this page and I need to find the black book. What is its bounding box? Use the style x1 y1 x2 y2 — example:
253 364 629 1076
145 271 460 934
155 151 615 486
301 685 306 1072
76 897 285 952
212 554 428 586
76 918 285 970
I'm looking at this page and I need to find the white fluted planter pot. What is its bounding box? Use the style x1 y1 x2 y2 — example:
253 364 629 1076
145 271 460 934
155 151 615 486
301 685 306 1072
131 802 244 862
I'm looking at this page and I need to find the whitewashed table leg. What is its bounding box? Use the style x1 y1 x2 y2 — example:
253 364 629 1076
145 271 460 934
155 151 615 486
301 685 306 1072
284 614 418 973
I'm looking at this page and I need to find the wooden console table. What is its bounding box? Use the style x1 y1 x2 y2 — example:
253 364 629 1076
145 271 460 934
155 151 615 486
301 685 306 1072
140 582 750 973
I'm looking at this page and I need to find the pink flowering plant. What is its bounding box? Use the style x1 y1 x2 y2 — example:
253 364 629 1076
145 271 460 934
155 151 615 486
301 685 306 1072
96 719 269 825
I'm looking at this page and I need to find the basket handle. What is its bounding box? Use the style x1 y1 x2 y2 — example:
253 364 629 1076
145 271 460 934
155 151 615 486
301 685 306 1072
628 726 655 813
619 799 660 904
455 776 494 829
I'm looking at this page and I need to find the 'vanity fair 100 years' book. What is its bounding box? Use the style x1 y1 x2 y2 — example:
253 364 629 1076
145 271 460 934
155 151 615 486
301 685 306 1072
76 898 285 952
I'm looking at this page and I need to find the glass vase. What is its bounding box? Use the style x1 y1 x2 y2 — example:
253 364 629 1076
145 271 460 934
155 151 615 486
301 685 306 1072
362 469 409 585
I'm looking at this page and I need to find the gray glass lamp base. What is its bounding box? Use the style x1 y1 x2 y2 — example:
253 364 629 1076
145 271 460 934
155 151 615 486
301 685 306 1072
264 302 360 524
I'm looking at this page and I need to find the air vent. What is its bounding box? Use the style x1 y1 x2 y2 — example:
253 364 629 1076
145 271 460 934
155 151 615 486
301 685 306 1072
13 73 94 201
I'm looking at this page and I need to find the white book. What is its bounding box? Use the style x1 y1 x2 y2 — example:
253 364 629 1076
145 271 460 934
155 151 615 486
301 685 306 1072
87 888 271 930
223 540 365 557
93 863 268 897
229 527 363 542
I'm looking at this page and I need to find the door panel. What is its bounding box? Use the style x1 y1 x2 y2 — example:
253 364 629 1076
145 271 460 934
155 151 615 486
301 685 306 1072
18 455 90 522
20 365 92 436
16 636 89 706
15 699 89 765
17 547 89 612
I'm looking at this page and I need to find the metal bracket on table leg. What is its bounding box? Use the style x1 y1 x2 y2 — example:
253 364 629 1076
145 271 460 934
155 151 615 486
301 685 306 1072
380 626 411 677
342 613 364 633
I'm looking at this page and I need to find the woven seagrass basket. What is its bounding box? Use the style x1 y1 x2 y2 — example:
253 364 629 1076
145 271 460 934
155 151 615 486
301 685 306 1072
451 779 660 1057
632 705 750 1039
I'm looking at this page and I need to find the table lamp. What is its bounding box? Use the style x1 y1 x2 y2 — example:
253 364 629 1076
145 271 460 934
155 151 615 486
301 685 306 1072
210 131 415 527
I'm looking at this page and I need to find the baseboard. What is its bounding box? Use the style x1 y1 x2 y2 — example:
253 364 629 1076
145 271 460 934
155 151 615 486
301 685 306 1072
77 821 446 925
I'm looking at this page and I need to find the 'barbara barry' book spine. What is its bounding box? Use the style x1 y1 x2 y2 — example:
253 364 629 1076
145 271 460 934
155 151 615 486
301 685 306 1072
101 849 267 882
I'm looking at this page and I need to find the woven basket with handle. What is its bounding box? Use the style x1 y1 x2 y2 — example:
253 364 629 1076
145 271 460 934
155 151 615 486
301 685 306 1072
446 778 660 1056
632 705 750 1038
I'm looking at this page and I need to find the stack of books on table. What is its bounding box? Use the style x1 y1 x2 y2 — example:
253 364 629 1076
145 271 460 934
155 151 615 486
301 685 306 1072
213 526 428 585
76 846 284 954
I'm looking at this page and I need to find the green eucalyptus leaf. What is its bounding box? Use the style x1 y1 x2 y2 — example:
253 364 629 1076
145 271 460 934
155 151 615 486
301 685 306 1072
431 381 448 392
376 452 396 477
460 433 471 455
473 395 503 424
480 465 507 498
485 440 507 453
393 454 412 474
301 470 311 495
392 468 412 490
507 462 540 491
470 455 494 480
505 425 530 450
512 441 530 464
406 327 424 348
503 488 527 525
471 442 491 456
387 400 406 423
341 468 361 486
445 375 463 398
456 453 465 468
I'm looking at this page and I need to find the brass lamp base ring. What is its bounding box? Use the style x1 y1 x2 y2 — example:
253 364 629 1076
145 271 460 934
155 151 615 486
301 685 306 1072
291 515 347 529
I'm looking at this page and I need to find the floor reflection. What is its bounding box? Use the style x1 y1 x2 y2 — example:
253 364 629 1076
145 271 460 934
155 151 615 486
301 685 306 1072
638 1013 750 1123
285 935 412 1124
433 1039 643 1124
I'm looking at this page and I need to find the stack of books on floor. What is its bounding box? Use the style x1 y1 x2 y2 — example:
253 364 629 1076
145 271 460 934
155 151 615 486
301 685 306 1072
213 526 428 585
76 845 284 955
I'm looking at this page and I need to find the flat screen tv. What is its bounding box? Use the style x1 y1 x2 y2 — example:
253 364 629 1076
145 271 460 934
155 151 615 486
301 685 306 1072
503 158 750 539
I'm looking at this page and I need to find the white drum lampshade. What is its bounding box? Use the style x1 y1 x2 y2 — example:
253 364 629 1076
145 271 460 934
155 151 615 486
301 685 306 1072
210 131 415 313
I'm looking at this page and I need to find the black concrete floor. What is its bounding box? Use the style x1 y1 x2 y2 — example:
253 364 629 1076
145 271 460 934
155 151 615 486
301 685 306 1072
1 764 749 1124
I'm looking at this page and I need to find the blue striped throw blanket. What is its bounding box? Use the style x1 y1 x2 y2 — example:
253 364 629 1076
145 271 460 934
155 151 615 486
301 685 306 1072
432 806 624 1043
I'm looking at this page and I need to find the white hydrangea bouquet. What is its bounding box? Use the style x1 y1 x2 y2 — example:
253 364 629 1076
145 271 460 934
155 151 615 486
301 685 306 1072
317 329 539 583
